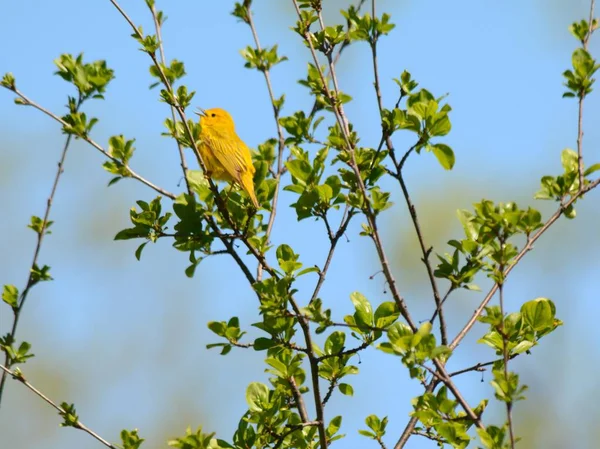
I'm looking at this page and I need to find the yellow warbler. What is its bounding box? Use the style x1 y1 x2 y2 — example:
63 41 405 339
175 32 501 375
194 107 259 208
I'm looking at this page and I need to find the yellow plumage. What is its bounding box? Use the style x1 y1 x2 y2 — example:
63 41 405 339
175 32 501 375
195 108 259 208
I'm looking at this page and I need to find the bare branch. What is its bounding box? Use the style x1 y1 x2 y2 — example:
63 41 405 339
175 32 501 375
0 365 119 449
310 206 355 303
3 86 177 199
289 376 310 423
577 0 596 187
148 2 192 195
0 117 76 404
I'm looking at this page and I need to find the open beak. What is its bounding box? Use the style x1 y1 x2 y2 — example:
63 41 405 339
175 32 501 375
194 108 207 117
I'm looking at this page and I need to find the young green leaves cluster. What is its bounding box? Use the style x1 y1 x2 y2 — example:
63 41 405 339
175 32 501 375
285 146 345 220
478 298 561 359
379 321 451 380
342 6 395 43
563 18 599 98
103 135 136 184
241 45 288 72
53 54 114 139
413 387 487 449
536 149 600 217
473 298 560 449
382 86 455 171
114 197 172 260
435 200 544 288
54 53 114 101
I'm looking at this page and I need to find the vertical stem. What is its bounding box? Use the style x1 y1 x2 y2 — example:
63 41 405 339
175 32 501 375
577 0 596 189
244 4 287 281
292 0 416 330
149 2 192 195
498 273 515 448
0 107 79 405
289 297 329 448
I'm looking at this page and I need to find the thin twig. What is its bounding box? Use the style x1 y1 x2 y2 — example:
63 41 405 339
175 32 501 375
289 376 310 423
395 158 447 344
292 0 416 331
394 381 436 449
307 0 368 118
288 297 328 448
412 429 446 443
497 276 516 449
272 421 320 449
322 378 337 406
577 0 596 187
3 86 176 199
148 2 192 195
0 96 81 404
429 286 454 323
431 359 485 429
244 2 287 281
375 436 388 449
316 340 371 362
368 0 446 343
0 365 119 449
448 353 520 378
309 206 354 303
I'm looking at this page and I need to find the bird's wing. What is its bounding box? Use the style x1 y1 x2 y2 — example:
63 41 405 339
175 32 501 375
207 135 253 184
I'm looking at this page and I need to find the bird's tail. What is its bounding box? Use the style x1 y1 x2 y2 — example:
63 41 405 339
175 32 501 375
240 171 259 208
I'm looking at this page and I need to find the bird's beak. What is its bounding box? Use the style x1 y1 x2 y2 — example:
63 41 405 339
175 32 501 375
194 108 207 117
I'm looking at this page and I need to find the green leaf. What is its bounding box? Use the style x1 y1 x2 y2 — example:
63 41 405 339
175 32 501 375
521 297 556 332
338 383 354 396
327 416 342 437
135 242 148 261
276 244 303 274
584 163 600 176
374 301 399 328
430 143 455 170
349 292 374 327
324 331 346 355
246 382 269 413
286 159 312 185
253 337 276 351
2 285 19 308
120 429 144 449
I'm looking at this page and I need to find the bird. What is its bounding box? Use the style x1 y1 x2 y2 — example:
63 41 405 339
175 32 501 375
194 107 259 208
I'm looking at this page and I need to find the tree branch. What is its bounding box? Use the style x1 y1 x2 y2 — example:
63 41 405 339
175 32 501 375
2 86 176 199
310 205 355 303
0 97 81 405
243 2 287 281
291 0 416 332
498 278 516 449
0 364 119 449
577 0 596 187
288 297 328 448
148 2 192 195
368 0 446 343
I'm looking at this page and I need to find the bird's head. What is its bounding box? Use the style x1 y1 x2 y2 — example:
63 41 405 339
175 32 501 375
195 108 235 134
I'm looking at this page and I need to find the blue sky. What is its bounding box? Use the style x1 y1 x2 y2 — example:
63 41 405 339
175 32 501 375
1 1 599 449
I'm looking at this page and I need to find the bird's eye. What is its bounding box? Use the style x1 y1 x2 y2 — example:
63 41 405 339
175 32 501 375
211 113 216 117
